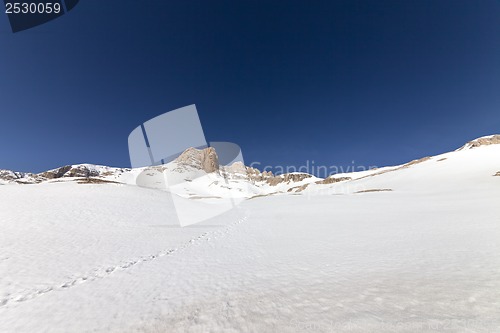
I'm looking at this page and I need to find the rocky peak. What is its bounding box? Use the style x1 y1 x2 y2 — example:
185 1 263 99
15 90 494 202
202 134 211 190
40 165 101 179
175 147 220 173
0 169 42 184
0 170 25 181
222 161 245 173
458 135 500 150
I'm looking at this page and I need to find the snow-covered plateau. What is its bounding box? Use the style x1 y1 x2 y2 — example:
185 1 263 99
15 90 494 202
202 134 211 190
1 135 500 332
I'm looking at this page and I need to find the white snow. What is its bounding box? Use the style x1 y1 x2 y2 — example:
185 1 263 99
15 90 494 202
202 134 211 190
1 141 500 332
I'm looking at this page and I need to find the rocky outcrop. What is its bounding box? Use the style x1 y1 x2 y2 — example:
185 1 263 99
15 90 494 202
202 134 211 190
244 167 274 182
315 176 352 185
0 170 42 184
175 147 220 173
223 161 247 175
494 171 500 177
40 165 100 179
202 148 219 173
355 156 431 181
355 188 393 193
77 178 120 184
459 135 500 150
287 183 310 193
265 173 312 186
0 170 25 181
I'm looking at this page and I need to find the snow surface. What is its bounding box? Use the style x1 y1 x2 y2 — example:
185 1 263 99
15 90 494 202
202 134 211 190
1 144 500 332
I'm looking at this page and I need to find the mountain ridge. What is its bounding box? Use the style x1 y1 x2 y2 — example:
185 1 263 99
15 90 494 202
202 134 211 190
1 135 499 197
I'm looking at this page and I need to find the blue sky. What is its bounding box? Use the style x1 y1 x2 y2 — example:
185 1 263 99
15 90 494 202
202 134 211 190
0 0 499 174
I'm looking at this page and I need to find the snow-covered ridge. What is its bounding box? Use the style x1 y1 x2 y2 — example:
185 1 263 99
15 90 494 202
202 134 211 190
1 135 499 197
0 164 132 185
457 134 500 151
0 149 320 196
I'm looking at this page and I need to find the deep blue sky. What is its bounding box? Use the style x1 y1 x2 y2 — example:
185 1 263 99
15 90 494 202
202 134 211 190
0 0 499 175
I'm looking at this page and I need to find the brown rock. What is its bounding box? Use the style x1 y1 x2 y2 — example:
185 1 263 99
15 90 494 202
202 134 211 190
175 147 220 173
266 173 312 186
40 165 100 179
315 176 352 185
460 135 500 150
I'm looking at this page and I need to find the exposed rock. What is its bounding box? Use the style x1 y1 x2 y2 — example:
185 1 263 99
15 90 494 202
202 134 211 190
230 166 313 186
223 161 247 175
287 183 310 193
355 188 393 193
40 165 100 179
402 157 431 168
0 170 24 181
0 170 42 184
175 147 220 173
77 178 120 184
265 173 312 186
315 176 351 185
494 171 500 177
459 135 500 150
356 156 431 181
243 167 274 182
248 193 277 200
40 165 70 179
221 162 250 181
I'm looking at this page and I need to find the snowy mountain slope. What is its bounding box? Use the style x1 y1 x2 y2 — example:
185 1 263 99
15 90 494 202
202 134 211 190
0 170 39 185
2 135 498 199
0 164 135 185
304 135 500 195
0 135 499 332
0 151 320 197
